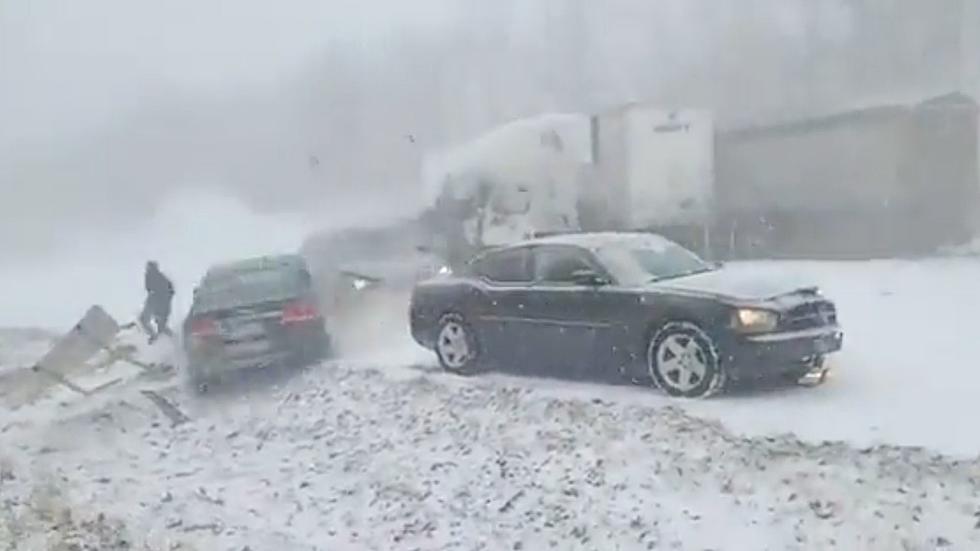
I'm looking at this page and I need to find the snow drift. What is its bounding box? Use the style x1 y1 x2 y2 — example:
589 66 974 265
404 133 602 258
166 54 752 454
3 362 979 550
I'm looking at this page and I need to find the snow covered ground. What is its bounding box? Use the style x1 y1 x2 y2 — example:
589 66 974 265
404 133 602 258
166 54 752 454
3 256 980 549
4 361 980 550
688 258 980 456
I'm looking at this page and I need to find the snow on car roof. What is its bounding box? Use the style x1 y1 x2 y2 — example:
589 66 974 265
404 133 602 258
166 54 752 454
205 254 307 279
522 231 675 252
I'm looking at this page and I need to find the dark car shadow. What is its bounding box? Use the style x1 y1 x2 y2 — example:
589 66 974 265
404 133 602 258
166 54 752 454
184 362 312 400
478 361 817 400
487 362 636 389
719 376 814 398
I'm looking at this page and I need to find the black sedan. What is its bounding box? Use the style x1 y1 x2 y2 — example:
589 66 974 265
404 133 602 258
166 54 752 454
409 232 843 398
182 254 331 390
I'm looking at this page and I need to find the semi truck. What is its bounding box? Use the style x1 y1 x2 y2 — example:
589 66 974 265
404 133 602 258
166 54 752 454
421 106 716 266
301 93 977 298
422 92 978 263
713 92 979 258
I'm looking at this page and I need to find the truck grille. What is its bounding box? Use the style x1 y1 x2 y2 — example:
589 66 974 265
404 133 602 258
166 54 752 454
782 301 837 330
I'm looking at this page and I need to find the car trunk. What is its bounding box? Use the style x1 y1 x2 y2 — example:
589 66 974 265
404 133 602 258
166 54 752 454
212 299 294 359
187 293 322 364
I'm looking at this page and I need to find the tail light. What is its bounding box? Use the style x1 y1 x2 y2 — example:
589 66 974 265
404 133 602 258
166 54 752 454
281 300 319 324
189 317 218 338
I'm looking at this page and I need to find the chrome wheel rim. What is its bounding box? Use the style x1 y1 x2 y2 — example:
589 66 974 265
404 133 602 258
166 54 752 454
437 321 471 369
655 334 708 392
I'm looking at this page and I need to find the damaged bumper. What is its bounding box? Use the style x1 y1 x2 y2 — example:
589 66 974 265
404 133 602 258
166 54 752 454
723 325 843 380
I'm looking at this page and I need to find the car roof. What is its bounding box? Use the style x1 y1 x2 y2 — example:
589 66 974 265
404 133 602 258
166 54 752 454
518 231 675 252
205 254 308 279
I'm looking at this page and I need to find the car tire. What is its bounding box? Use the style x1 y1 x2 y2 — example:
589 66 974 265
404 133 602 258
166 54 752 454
319 332 333 361
434 313 483 375
293 331 332 368
187 365 211 394
647 321 725 398
185 353 217 394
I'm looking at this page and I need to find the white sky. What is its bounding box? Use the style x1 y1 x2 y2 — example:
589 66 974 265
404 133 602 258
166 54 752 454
0 0 457 148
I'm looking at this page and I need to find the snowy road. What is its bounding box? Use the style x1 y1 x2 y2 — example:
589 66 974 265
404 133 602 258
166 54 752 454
677 258 980 456
3 257 980 549
5 363 980 550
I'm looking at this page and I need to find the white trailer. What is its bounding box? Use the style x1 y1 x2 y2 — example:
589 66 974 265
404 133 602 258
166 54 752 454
420 105 716 262
583 106 715 237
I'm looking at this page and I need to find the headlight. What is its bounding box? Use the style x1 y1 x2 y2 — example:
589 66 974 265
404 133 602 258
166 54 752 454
437 265 452 276
351 278 370 291
733 308 779 333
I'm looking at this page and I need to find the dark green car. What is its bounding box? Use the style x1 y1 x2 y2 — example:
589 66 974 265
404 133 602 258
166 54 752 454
182 254 331 389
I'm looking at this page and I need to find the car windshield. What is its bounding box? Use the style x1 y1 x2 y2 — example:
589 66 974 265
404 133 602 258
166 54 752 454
595 241 713 286
194 268 308 312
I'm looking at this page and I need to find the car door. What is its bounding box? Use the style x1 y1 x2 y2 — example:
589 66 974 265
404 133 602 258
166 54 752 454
525 245 617 379
467 246 535 368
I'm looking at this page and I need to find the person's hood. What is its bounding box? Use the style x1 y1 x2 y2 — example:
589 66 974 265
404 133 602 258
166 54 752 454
650 267 818 302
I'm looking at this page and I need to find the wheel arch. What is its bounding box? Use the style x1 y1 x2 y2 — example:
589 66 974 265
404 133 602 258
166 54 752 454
410 279 485 348
622 296 729 383
647 318 726 398
432 309 484 375
641 300 729 346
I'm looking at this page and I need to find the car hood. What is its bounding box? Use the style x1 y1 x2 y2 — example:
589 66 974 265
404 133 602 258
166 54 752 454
650 268 818 302
338 254 446 284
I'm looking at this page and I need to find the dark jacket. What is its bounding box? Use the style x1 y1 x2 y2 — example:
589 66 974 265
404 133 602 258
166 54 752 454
146 265 174 298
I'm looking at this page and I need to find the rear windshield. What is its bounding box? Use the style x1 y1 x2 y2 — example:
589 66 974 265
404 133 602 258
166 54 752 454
193 268 311 312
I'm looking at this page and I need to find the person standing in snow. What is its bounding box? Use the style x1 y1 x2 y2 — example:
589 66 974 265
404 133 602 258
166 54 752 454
139 261 175 343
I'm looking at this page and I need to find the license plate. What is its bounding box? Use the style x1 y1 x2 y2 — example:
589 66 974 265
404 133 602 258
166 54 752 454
226 339 271 357
222 321 265 339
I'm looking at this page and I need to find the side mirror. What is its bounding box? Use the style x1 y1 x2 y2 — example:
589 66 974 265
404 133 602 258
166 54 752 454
570 268 609 287
415 245 432 254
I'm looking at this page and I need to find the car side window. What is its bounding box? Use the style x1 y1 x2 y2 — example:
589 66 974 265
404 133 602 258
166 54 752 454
472 247 532 283
533 246 599 284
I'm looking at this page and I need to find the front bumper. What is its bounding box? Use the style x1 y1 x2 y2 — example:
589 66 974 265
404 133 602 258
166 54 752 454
722 325 843 380
331 276 419 314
